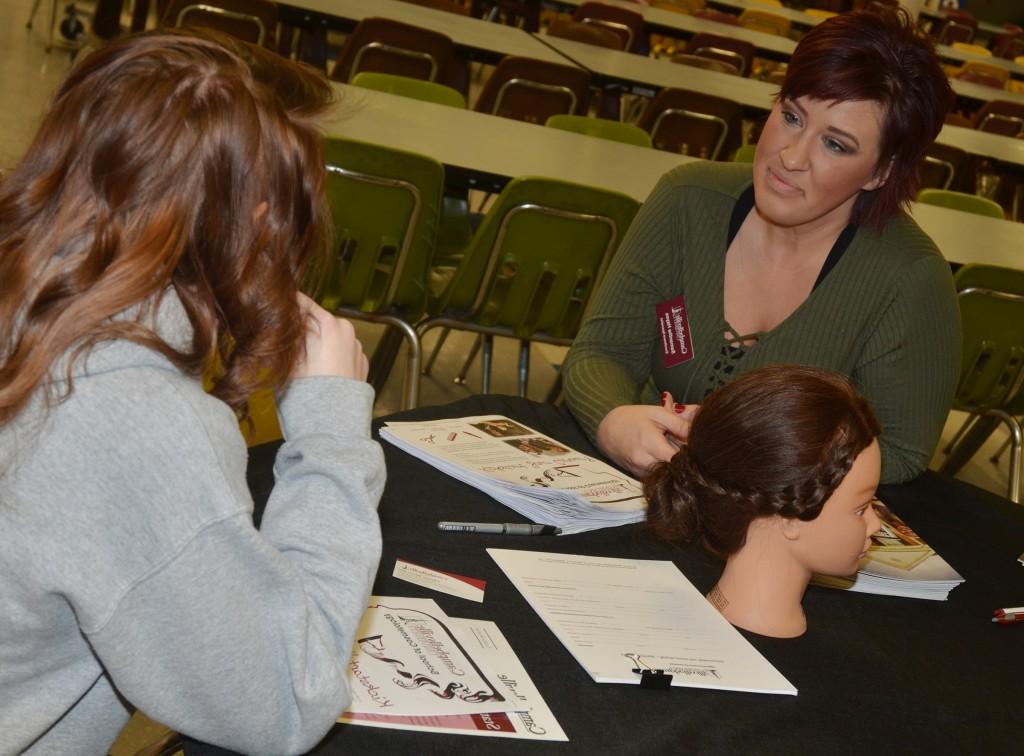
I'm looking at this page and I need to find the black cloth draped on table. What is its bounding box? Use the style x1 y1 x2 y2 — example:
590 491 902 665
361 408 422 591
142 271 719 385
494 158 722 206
184 394 1024 755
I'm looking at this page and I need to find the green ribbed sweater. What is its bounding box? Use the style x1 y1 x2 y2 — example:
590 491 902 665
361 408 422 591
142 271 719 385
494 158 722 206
563 161 961 484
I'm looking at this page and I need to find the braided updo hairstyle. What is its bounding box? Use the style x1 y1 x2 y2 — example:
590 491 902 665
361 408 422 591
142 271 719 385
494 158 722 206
643 365 881 559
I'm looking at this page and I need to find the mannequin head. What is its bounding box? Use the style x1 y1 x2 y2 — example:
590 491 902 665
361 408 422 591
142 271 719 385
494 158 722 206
644 365 883 637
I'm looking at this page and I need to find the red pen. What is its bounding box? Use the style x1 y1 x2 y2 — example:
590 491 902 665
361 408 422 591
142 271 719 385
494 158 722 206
992 614 1024 625
993 606 1024 617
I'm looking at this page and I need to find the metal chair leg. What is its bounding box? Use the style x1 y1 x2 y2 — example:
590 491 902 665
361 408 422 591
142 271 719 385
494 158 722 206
990 436 1011 466
422 327 451 376
453 335 482 385
943 413 978 455
1005 414 1022 504
517 340 530 398
939 415 1001 478
480 334 493 394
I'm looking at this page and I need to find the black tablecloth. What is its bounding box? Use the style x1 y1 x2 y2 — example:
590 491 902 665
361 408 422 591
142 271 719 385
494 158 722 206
238 395 1024 755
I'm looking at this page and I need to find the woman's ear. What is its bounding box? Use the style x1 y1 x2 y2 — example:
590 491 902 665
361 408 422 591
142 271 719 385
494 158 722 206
863 157 894 192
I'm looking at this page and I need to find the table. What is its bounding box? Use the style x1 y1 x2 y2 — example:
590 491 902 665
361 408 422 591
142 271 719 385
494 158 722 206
237 394 1024 754
935 122 1024 169
935 43 1024 81
918 7 1006 41
544 0 798 60
323 83 696 200
534 33 779 108
277 0 571 64
324 84 1024 269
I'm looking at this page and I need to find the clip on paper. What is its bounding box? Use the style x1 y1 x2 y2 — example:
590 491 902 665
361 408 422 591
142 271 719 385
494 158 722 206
633 668 673 690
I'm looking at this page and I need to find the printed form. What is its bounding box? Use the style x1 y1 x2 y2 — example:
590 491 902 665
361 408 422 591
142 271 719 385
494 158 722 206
488 549 797 696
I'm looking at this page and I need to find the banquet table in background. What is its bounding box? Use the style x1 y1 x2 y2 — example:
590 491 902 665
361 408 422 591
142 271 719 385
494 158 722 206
323 85 1024 270
230 395 1024 755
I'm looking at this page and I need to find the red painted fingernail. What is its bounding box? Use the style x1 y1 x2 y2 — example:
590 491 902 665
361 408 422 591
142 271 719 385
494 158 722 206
661 391 669 402
674 403 686 414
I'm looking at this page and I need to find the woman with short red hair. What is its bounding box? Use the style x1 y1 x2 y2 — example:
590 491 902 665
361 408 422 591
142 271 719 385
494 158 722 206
565 9 960 485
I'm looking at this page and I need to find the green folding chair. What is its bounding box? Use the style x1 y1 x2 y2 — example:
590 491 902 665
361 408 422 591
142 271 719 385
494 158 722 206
544 114 652 148
351 71 467 108
317 137 445 409
732 143 756 163
938 264 1024 503
916 188 1006 220
418 177 640 397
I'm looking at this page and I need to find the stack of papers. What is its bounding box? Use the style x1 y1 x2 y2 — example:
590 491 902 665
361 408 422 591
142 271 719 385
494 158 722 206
811 500 964 600
380 415 646 534
488 549 797 696
339 597 566 741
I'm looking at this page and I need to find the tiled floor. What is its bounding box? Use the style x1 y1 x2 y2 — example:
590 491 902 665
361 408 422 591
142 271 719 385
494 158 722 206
1 0 1017 751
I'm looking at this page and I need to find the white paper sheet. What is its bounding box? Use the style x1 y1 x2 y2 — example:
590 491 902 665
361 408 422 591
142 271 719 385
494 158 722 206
340 617 568 741
488 549 797 696
345 597 522 715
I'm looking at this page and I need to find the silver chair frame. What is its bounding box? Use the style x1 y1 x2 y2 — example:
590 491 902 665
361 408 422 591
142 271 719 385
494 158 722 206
945 286 1024 503
176 5 267 46
420 202 619 396
351 43 439 82
325 164 424 409
939 19 975 45
651 108 729 161
580 17 633 50
492 78 578 119
691 45 747 75
923 155 956 190
977 113 1024 138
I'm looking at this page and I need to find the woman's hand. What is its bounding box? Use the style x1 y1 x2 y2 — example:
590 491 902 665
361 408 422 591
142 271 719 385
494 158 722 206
595 393 697 478
293 292 369 381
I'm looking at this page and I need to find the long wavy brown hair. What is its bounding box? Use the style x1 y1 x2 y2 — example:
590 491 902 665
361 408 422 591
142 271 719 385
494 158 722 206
644 365 881 559
0 29 334 424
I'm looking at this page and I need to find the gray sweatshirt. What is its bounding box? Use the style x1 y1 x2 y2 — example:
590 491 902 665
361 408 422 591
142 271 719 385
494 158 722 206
0 292 385 755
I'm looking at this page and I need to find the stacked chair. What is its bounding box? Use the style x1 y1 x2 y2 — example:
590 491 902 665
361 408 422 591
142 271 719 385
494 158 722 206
474 56 592 123
351 71 467 108
547 18 624 50
934 10 977 45
915 188 1006 219
572 1 646 53
973 100 1024 138
317 137 447 410
637 88 744 160
419 178 640 397
545 114 653 148
939 264 1024 503
329 17 468 100
162 0 277 47
738 9 791 38
919 143 969 192
682 32 755 77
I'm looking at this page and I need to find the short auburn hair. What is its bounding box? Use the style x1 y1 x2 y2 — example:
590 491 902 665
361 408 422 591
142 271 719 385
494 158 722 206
779 8 953 232
0 29 334 424
644 365 881 559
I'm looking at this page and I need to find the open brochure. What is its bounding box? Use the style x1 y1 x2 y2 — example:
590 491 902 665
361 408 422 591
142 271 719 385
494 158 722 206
811 499 964 600
339 597 567 741
488 549 797 696
379 415 645 534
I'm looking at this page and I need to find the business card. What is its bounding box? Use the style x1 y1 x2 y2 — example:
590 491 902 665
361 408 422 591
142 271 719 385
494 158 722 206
392 559 487 603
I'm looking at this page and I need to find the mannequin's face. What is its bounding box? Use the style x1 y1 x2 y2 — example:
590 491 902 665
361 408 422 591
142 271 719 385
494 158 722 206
786 440 882 577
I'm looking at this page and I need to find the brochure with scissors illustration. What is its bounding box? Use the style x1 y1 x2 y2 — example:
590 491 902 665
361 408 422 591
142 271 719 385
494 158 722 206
339 597 567 741
487 549 797 696
379 415 645 534
811 499 964 600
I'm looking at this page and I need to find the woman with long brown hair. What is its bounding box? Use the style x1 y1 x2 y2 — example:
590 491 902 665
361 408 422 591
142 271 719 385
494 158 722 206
644 365 883 638
0 31 382 754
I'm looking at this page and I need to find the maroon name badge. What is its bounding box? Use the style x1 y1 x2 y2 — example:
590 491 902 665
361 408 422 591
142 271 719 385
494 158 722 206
656 295 694 368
